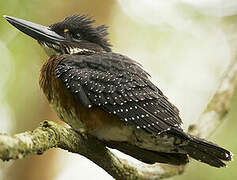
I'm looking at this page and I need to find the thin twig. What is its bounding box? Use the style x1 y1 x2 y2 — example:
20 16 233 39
189 60 237 137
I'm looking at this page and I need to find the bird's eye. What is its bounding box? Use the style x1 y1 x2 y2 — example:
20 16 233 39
73 33 81 39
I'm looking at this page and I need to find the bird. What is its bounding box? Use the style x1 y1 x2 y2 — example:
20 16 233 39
4 14 233 168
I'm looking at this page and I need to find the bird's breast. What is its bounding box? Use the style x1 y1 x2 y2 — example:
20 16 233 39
39 55 130 136
39 55 85 130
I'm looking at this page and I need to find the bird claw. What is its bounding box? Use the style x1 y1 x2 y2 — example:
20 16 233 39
77 128 87 139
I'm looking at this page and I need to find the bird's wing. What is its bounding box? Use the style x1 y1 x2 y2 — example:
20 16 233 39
55 52 182 134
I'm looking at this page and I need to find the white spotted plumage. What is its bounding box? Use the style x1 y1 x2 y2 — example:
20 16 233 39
56 52 182 134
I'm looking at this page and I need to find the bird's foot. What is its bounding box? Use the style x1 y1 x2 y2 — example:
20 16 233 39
76 128 88 139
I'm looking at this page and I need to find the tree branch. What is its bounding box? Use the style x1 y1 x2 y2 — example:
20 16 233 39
0 121 184 180
1 60 237 180
189 61 237 137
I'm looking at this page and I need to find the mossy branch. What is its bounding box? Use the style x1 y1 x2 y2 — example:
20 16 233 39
0 121 184 180
1 60 237 180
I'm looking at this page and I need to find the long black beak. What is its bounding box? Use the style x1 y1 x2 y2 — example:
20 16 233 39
3 15 65 44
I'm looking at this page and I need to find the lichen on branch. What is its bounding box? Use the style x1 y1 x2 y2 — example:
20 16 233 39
0 121 183 180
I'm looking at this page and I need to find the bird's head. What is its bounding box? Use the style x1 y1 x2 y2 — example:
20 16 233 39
4 15 111 56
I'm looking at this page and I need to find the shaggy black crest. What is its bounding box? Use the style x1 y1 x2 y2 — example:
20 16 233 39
50 15 111 52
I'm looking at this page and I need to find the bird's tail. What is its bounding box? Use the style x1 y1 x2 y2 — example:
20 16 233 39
182 135 233 167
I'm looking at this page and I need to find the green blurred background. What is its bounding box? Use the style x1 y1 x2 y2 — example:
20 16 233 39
0 0 236 179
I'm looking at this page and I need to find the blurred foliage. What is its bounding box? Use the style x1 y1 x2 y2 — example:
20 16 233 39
0 0 236 180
